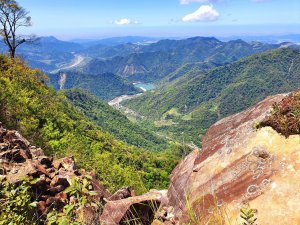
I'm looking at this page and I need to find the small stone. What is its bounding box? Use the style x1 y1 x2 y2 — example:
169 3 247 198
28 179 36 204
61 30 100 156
47 185 65 195
40 157 53 168
48 172 57 179
37 201 47 214
55 192 68 201
10 168 18 174
46 197 64 209
50 175 69 188
108 186 132 201
52 160 62 170
40 174 46 180
46 167 56 173
61 156 76 171
0 143 8 151
30 147 44 158
36 164 48 175
33 180 50 196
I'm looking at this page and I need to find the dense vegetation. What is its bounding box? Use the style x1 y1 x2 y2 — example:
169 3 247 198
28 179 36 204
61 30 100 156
124 48 300 145
0 175 103 224
0 180 39 224
0 55 181 193
48 71 140 101
259 89 300 137
64 89 175 151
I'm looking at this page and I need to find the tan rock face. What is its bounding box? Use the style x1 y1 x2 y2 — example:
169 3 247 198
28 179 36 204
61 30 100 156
165 94 300 225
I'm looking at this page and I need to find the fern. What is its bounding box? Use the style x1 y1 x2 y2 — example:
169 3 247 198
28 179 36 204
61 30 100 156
240 207 257 225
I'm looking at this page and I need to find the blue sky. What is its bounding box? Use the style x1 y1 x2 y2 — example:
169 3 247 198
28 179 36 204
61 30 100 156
19 0 300 40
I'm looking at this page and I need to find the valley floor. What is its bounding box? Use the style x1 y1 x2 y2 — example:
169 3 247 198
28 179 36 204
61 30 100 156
108 93 143 107
51 54 85 73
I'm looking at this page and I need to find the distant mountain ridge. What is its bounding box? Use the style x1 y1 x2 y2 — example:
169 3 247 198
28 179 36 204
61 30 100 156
44 36 282 103
220 34 300 44
71 36 162 46
2 35 297 76
76 37 279 82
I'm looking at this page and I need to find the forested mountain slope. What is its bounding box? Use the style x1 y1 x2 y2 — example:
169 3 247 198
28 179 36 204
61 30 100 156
48 71 140 101
124 48 300 145
0 55 181 193
64 89 173 151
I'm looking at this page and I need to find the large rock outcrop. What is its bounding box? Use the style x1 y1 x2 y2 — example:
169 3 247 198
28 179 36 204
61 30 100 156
162 93 300 224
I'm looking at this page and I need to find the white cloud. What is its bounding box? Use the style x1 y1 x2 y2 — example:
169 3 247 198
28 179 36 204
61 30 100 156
114 18 139 25
180 0 270 4
180 0 220 4
182 5 220 22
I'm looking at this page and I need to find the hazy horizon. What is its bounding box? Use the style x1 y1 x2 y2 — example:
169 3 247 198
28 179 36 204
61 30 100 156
18 0 300 40
38 28 300 42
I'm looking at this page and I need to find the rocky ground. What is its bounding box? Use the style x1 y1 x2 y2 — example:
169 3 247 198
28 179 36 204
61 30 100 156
0 123 164 224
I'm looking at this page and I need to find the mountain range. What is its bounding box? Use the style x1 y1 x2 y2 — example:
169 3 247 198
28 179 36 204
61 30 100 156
1 35 295 103
74 37 279 83
45 36 284 101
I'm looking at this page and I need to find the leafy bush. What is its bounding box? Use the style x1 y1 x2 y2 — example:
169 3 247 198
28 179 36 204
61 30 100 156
46 176 101 225
0 176 102 225
240 207 257 225
0 179 39 225
259 90 300 136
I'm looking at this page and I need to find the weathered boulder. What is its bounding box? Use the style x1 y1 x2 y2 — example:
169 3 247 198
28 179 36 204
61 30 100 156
163 93 300 224
107 186 133 201
100 190 167 225
53 156 76 171
166 149 199 218
88 171 111 202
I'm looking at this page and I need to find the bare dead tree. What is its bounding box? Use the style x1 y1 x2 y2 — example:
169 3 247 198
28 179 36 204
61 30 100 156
0 0 32 58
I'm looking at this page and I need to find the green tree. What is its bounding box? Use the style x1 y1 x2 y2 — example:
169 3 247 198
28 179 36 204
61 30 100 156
0 0 32 58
